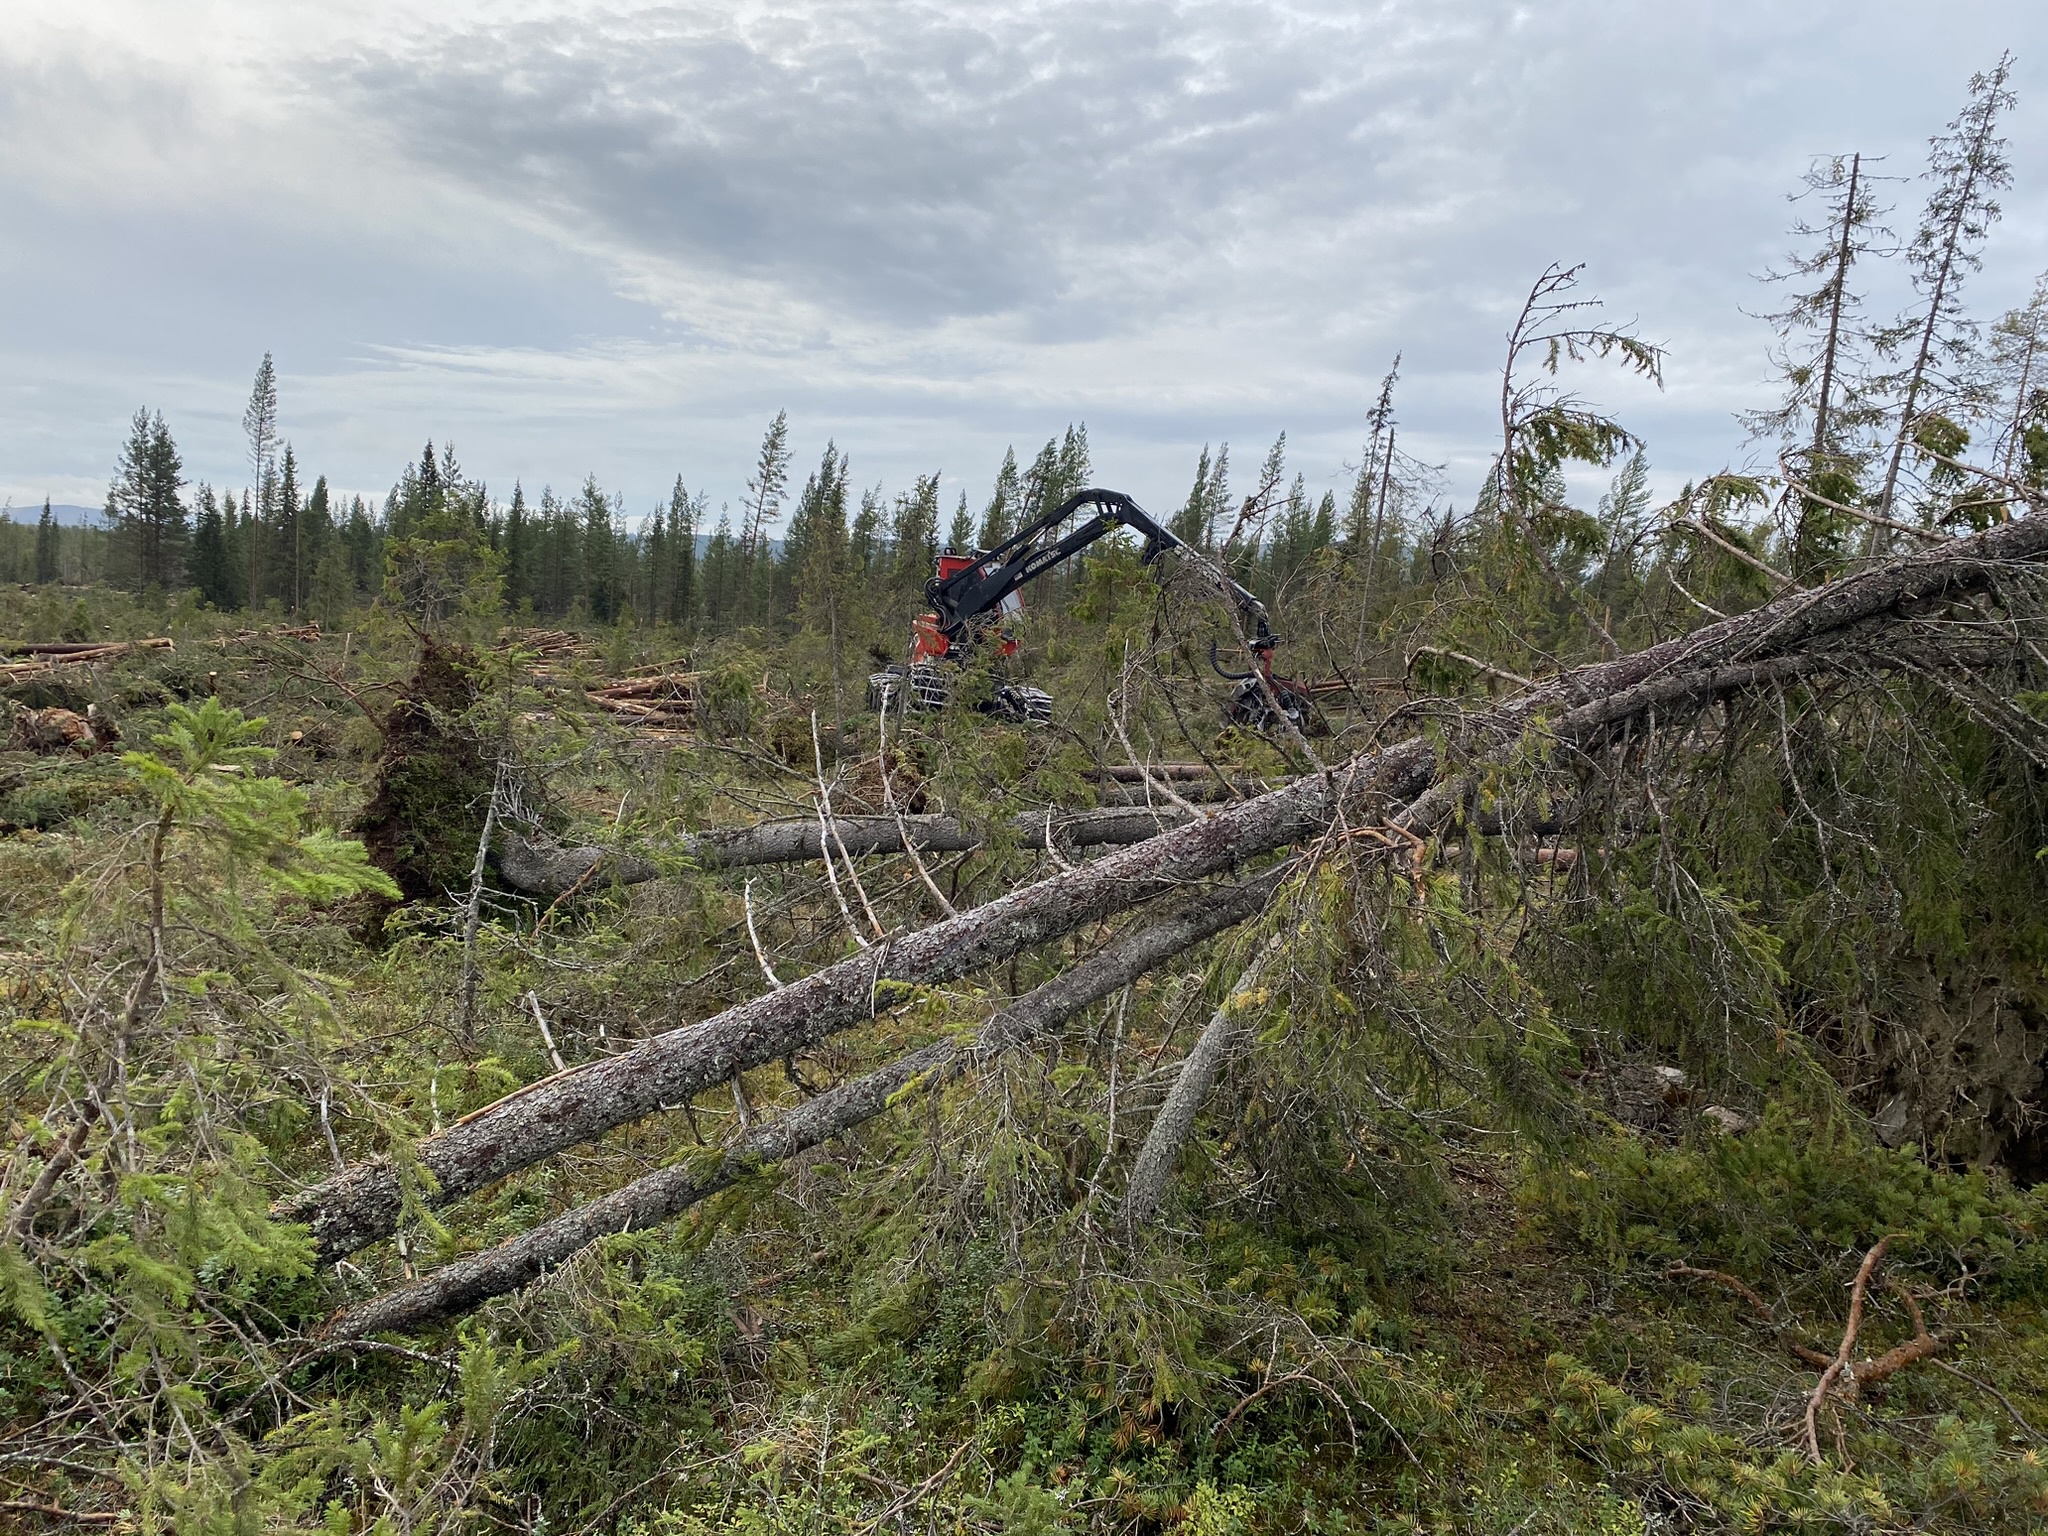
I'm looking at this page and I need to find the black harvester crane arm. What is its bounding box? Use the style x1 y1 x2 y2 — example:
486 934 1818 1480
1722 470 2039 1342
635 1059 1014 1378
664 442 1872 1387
925 487 1277 659
899 487 1322 734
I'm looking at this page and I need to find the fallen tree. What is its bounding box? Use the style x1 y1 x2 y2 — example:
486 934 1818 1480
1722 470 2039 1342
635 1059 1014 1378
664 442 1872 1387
284 513 2048 1269
323 866 1289 1336
497 805 1202 895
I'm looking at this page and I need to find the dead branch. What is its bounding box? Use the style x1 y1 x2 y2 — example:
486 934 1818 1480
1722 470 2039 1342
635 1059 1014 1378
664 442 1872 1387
4 1105 99 1241
1804 1237 1941 1462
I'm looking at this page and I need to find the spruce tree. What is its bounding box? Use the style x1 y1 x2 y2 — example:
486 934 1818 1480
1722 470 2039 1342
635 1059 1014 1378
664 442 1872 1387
644 502 668 624
343 496 377 599
33 497 58 584
242 354 278 606
1747 155 1893 470
189 485 236 609
504 482 531 610
946 491 974 552
891 474 940 599
739 410 792 620
276 445 302 612
578 475 617 622
1985 270 2048 486
702 512 737 629
668 477 698 629
1872 54 2016 530
109 408 188 591
981 447 1020 549
1173 444 1221 547
849 486 883 584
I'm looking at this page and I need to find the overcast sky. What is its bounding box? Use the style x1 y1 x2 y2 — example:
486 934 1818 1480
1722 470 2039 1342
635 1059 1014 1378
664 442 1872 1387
3 1 2046 525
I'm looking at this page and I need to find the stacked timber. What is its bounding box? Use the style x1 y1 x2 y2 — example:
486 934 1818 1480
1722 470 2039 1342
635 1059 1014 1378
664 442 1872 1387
220 623 322 644
1 637 174 684
587 671 699 737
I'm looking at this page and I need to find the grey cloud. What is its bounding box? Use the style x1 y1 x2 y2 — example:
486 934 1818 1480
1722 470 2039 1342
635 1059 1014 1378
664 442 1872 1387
335 2 1505 329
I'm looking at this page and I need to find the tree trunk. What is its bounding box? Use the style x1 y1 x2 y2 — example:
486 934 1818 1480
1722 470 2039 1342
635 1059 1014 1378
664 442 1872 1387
323 868 1286 1335
497 805 1206 896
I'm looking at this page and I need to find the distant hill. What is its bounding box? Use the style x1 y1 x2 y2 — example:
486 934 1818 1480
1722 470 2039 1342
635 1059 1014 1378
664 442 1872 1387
3 503 100 527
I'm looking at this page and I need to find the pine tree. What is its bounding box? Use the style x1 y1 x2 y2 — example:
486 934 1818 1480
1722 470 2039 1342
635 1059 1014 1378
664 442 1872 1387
1871 54 2016 529
946 491 974 552
981 447 1020 549
33 497 58 584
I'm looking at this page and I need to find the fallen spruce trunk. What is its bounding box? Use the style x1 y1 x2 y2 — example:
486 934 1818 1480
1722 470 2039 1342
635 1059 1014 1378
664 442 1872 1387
323 867 1289 1336
283 514 2048 1266
498 805 1202 896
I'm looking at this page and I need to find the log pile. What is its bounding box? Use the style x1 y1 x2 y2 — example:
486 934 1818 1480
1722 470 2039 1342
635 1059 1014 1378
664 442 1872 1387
219 623 321 645
497 629 594 681
586 671 699 737
0 637 174 685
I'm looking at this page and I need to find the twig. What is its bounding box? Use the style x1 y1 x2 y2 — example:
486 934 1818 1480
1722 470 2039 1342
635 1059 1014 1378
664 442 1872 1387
854 1435 976 1533
810 714 874 948
1210 1368 1360 1459
814 713 885 941
1931 1358 2041 1443
526 991 568 1075
1674 515 1792 589
0 1498 121 1524
1406 646 1535 690
742 880 783 989
877 709 956 917
1665 1262 1774 1321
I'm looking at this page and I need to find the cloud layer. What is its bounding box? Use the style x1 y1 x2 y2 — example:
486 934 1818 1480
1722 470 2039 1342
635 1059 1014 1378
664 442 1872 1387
3 0 2045 518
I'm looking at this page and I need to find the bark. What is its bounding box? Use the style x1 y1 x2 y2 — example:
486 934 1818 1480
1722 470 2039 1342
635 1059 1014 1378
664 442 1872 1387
324 868 1285 1335
286 514 2048 1266
498 805 1201 897
1121 936 1283 1228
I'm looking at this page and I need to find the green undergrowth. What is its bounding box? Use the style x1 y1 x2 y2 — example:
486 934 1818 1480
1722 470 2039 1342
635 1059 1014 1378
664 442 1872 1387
184 1112 2047 1535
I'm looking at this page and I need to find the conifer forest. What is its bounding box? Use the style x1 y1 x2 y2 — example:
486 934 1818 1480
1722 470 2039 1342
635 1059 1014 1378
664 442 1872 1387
12 51 2048 1536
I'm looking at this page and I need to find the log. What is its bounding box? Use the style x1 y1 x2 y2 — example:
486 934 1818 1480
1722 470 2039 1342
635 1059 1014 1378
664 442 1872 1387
283 514 2048 1264
323 868 1286 1335
497 806 1202 896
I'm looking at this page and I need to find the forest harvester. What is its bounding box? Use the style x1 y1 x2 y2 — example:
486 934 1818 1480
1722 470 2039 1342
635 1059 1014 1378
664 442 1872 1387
867 487 1325 735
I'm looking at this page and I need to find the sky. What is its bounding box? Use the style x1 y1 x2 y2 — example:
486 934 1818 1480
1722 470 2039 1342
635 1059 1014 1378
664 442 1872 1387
2 0 2046 527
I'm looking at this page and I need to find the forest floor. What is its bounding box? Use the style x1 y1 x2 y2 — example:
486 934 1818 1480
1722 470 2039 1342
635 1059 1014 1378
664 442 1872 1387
3 584 2048 1534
